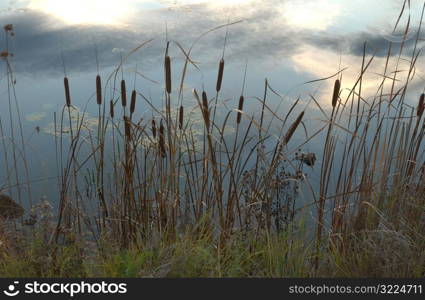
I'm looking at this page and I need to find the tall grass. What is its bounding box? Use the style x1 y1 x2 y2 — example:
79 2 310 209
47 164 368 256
1 2 425 277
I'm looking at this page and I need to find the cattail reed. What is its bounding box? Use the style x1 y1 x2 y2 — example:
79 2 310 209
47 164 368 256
64 77 71 107
121 79 127 107
152 119 157 138
179 105 184 130
216 58 224 92
165 55 171 94
109 100 114 119
159 120 166 157
236 95 244 124
193 88 199 100
202 91 210 129
124 116 131 140
283 111 304 145
96 75 102 105
331 79 340 108
130 90 136 115
417 93 424 117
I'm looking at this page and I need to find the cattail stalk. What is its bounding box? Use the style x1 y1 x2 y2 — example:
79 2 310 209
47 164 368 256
130 90 136 115
216 58 224 92
202 91 210 130
331 79 340 108
212 58 225 129
283 111 304 145
96 75 102 105
121 79 127 107
159 120 166 157
64 77 71 107
236 95 244 124
165 55 171 94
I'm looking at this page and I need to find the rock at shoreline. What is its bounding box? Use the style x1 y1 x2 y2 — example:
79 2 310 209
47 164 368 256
0 194 24 219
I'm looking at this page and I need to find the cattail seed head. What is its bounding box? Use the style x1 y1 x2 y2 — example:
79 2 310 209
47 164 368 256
64 77 71 107
159 120 166 157
236 95 244 124
417 93 424 117
202 91 208 110
130 90 136 114
283 111 304 145
96 75 102 105
331 79 340 108
121 79 127 107
179 105 184 130
152 119 157 138
202 91 210 129
165 55 171 94
216 58 224 92
109 100 114 119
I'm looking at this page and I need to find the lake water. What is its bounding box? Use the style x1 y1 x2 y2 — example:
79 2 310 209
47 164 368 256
0 0 424 218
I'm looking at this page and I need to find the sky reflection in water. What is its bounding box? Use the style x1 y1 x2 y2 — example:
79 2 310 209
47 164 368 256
0 0 424 203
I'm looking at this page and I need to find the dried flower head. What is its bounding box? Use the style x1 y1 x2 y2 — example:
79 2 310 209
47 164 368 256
4 24 13 32
297 152 317 167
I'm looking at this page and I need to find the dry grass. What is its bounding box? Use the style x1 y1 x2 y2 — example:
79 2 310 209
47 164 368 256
1 3 425 277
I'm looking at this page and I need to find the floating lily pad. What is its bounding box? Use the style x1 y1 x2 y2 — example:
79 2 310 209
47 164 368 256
25 112 46 122
41 104 55 110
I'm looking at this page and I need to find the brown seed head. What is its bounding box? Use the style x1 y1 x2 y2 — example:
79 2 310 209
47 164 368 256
121 79 127 107
130 90 136 114
96 75 102 105
64 77 71 107
331 79 340 108
159 120 166 157
216 58 224 92
202 91 210 129
236 95 244 124
284 111 304 145
165 55 171 94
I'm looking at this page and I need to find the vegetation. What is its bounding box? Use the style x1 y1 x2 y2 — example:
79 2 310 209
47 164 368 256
0 1 425 277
